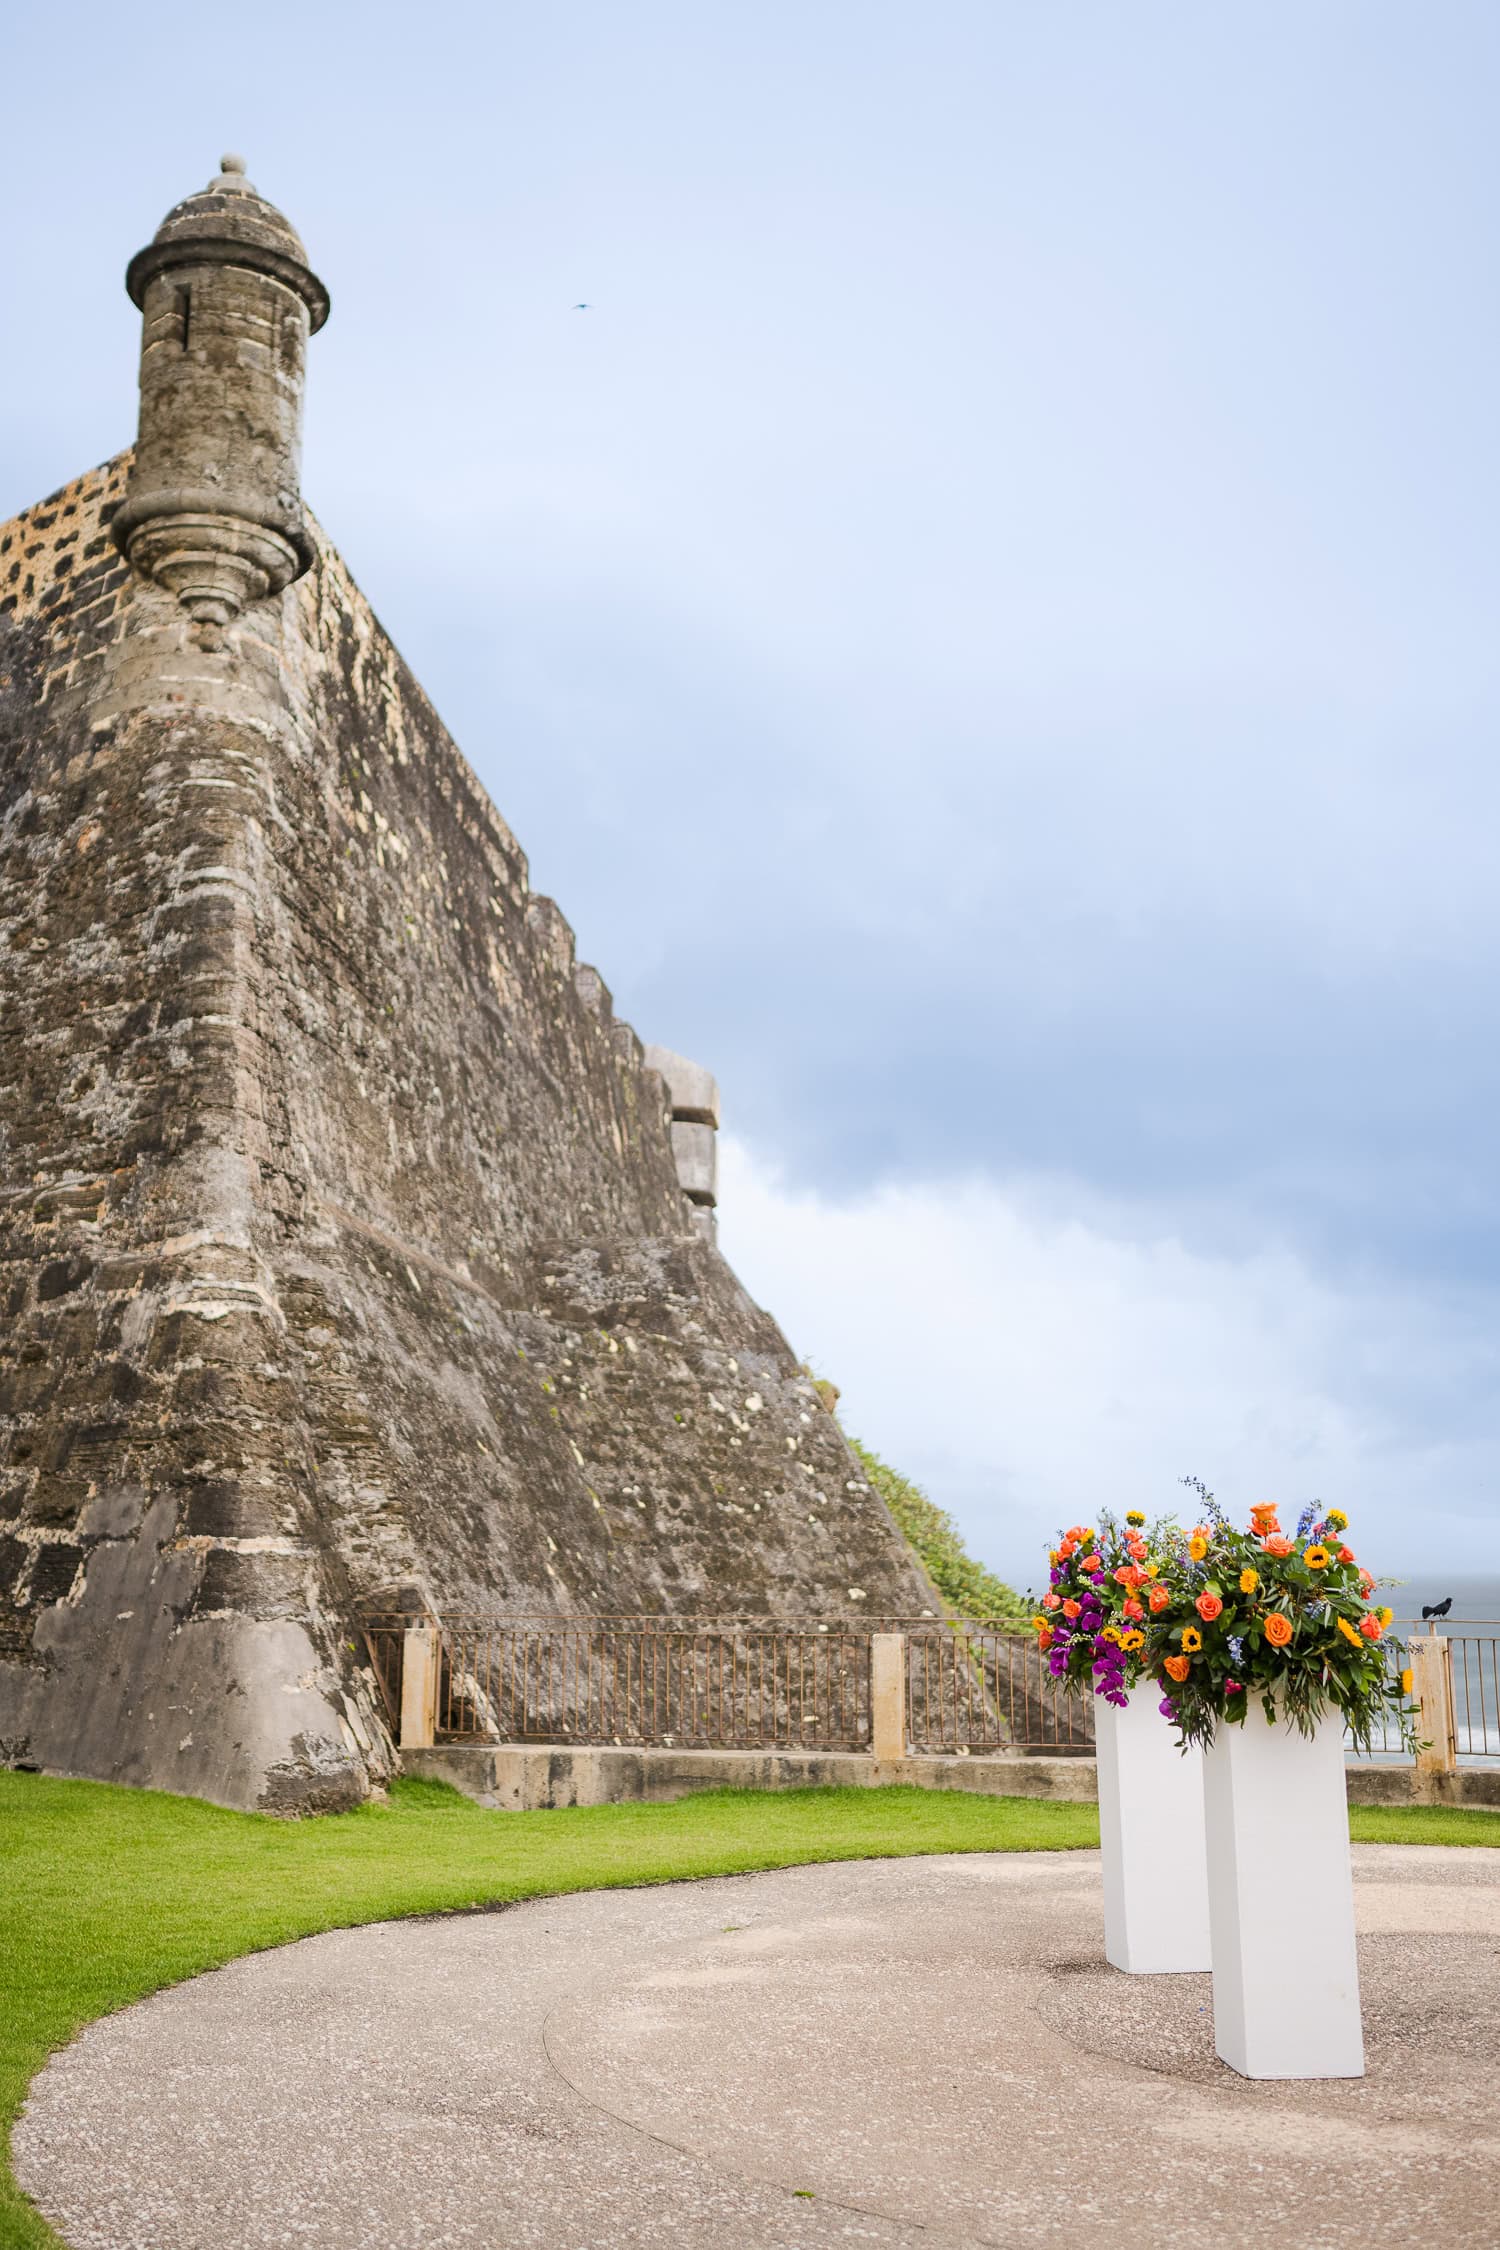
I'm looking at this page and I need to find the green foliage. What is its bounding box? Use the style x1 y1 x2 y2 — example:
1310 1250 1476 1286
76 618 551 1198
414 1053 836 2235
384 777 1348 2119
850 1438 1029 1622
0 1775 1091 2248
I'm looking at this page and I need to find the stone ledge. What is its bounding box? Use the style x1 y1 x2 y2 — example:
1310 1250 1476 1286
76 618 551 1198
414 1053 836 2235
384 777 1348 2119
403 1741 1500 1812
402 1743 1100 1809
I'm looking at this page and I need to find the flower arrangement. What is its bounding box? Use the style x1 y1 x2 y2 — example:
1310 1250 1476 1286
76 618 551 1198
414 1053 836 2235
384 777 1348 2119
1032 1511 1175 1708
1140 1487 1415 1752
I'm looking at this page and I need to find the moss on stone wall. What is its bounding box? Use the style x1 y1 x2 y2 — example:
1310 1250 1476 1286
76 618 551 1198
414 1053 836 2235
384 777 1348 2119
850 1440 1028 1623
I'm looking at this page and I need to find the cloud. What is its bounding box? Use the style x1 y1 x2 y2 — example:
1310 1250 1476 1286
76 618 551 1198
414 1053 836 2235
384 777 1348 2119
717 1135 1500 1593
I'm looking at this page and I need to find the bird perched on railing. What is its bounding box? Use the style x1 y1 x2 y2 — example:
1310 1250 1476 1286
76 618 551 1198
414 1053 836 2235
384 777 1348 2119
1421 1597 1453 1620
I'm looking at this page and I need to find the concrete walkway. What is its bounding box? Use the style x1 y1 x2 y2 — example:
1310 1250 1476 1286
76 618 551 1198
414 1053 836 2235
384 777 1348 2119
17 1844 1500 2249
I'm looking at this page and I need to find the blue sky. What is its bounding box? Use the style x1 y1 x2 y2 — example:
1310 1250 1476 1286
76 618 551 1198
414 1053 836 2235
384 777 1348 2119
5 4 1499 1591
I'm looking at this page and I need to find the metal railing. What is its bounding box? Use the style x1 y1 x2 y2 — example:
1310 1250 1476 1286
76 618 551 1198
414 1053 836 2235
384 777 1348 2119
1347 1621 1499 1765
904 1623 1094 1754
364 1615 1088 1756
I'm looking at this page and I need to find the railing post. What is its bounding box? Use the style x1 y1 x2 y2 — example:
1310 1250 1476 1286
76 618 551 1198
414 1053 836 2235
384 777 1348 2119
400 1624 439 1750
1410 1628 1456 1778
870 1632 906 1762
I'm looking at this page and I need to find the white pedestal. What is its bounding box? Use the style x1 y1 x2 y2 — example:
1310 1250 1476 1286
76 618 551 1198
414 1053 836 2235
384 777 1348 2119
1094 1686 1211 1973
1203 1704 1364 2078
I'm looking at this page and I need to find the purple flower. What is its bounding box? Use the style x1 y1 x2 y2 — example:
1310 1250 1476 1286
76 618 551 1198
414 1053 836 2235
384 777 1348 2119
1158 1698 1177 1720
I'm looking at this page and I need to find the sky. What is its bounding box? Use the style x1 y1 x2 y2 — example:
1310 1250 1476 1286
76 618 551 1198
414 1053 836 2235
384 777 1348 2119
4 3 1499 1594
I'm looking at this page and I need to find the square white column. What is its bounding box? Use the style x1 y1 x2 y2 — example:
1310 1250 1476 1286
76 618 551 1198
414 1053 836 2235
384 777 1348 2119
1203 1704 1364 2078
1095 1684 1212 1973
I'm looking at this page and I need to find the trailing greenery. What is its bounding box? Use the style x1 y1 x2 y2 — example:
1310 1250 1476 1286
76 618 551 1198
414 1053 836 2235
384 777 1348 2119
850 1438 1030 1622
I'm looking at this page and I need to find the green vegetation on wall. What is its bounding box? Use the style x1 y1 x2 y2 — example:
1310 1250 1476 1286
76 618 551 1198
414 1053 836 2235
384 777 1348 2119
850 1439 1029 1623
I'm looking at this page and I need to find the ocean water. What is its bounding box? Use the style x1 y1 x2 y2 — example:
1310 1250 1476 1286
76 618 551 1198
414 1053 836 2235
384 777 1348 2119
1379 1572 1500 1626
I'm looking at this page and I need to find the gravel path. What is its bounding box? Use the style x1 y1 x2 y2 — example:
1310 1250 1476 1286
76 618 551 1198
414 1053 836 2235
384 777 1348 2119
16 1842 1500 2248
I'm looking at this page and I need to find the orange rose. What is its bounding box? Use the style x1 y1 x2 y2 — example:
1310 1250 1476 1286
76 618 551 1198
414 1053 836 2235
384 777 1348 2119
1147 1584 1170 1613
1336 1546 1355 1565
1359 1613 1383 1641
1250 1504 1280 1532
1195 1591 1223 1622
1113 1567 1134 1586
1062 1599 1081 1620
1164 1654 1191 1683
1261 1534 1294 1558
1037 1624 1054 1650
1080 1553 1103 1574
1264 1612 1294 1647
1122 1598 1144 1621
1042 1592 1061 1610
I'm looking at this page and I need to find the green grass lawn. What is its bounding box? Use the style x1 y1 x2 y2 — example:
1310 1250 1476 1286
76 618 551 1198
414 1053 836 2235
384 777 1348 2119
1 1774 1495 2250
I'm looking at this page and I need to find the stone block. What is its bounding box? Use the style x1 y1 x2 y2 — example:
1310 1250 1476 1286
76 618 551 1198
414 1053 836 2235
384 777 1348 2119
670 1119 717 1204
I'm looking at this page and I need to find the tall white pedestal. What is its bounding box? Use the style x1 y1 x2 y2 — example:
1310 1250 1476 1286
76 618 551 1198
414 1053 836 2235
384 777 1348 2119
1203 1705 1364 2078
1095 1686 1211 1973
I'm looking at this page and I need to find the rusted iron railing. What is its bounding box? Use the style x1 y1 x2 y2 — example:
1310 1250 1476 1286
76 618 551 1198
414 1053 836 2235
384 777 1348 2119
363 1616 1090 1755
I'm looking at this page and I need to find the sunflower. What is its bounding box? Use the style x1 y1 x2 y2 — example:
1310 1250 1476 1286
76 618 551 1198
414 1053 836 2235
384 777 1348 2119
1304 1545 1330 1570
1125 1510 1146 1528
1336 1616 1363 1648
1181 1625 1203 1653
1326 1509 1348 1532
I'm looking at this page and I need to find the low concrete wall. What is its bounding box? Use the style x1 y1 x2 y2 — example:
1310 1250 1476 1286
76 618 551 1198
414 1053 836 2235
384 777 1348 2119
404 1741 1500 1813
1345 1763 1500 1808
403 1743 1099 1810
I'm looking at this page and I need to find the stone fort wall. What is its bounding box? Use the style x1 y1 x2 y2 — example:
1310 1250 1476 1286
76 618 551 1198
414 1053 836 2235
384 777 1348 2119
0 456 935 1811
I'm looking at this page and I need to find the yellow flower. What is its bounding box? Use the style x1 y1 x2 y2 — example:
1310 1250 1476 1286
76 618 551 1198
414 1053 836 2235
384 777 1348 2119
1049 1549 1061 1566
1239 1567 1259 1594
1098 1624 1122 1645
1378 1607 1393 1628
1188 1534 1208 1561
1146 1562 1160 1578
1336 1617 1363 1648
1304 1545 1329 1570
1081 1527 1097 1543
1125 1511 1146 1528
1400 1668 1414 1696
1181 1625 1203 1653
1031 1615 1049 1633
1121 1629 1145 1651
1326 1509 1348 1531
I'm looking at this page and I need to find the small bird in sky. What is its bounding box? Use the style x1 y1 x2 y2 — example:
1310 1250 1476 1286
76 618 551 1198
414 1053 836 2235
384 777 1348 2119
572 302 591 310
1421 1596 1453 1620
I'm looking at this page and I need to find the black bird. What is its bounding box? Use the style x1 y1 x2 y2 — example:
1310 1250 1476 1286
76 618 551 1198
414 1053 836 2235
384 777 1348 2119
572 302 591 310
1421 1596 1453 1620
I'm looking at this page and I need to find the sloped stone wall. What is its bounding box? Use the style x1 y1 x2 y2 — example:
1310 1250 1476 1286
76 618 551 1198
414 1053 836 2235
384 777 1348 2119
0 459 935 1810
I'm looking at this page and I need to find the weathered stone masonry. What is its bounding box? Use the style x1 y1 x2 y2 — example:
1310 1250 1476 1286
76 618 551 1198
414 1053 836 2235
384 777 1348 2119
0 161 935 1812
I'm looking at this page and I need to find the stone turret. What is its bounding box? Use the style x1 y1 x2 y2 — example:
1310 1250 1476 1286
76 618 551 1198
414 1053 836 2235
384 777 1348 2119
110 154 328 626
